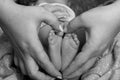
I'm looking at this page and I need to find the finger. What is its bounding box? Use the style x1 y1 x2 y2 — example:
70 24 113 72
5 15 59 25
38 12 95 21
63 36 106 76
29 34 62 78
14 55 19 67
18 58 27 75
67 77 80 80
25 54 53 80
66 57 97 79
41 10 60 32
67 16 85 33
63 49 92 76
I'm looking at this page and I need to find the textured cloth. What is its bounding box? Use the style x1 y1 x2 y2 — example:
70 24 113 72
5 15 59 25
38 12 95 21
0 0 117 80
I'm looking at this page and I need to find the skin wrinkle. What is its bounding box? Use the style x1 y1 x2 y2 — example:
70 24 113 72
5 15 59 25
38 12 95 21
83 65 120 80
10 0 116 80
83 67 112 80
15 0 115 48
16 0 113 15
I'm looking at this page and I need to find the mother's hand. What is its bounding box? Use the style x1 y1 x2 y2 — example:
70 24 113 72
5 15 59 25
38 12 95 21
0 0 61 79
63 1 120 79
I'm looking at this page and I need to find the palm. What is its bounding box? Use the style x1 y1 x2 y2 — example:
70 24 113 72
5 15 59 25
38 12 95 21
63 3 120 79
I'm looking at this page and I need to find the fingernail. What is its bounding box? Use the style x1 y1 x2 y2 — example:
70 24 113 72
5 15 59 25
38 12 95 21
57 76 62 79
59 25 64 32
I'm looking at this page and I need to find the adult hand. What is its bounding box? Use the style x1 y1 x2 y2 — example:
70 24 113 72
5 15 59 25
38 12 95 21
63 1 120 79
14 53 55 80
0 0 61 79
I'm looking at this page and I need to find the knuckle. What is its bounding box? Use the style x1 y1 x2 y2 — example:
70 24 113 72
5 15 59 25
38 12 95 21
39 7 47 14
45 13 57 22
29 70 37 78
33 7 47 19
50 16 57 21
35 6 46 14
52 16 58 23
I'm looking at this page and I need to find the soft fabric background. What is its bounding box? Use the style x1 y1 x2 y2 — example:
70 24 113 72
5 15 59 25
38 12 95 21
0 0 116 80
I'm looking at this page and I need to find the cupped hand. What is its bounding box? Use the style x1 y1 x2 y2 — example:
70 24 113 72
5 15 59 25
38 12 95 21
14 53 55 80
63 1 120 79
0 0 61 79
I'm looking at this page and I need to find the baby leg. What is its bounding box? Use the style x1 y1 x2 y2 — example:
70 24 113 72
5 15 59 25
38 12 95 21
61 33 79 71
48 30 62 70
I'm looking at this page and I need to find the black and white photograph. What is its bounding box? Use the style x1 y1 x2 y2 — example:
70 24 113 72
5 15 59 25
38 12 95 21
0 0 120 80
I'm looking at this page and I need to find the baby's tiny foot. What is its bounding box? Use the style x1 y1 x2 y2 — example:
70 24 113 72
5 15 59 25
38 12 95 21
61 33 79 71
48 30 62 70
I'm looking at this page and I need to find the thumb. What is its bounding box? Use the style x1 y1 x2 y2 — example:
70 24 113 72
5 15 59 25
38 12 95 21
67 16 85 33
42 11 61 32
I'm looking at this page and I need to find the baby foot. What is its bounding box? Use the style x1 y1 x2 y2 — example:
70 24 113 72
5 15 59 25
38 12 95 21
48 30 62 70
61 33 79 71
